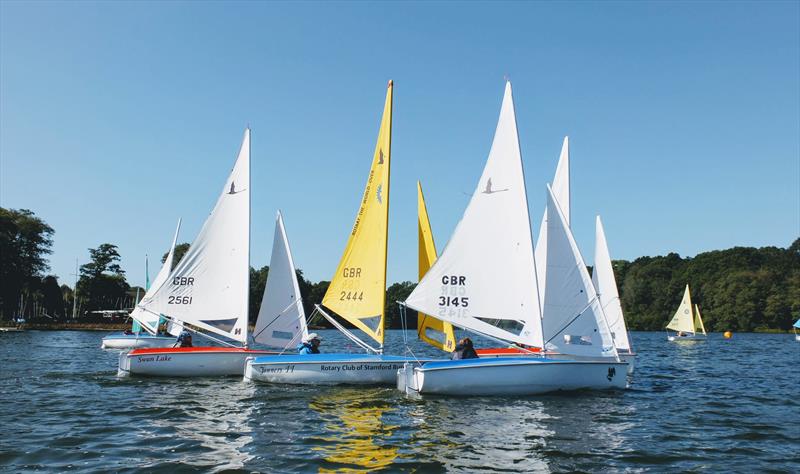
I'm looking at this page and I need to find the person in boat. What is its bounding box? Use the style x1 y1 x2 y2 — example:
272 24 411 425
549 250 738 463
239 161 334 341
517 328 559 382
297 333 322 354
175 329 193 348
451 337 479 360
123 329 134 335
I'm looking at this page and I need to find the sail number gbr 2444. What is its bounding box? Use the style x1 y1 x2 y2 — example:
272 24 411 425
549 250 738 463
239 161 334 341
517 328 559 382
339 267 364 301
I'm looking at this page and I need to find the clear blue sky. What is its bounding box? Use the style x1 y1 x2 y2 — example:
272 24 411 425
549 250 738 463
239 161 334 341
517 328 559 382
1 1 798 288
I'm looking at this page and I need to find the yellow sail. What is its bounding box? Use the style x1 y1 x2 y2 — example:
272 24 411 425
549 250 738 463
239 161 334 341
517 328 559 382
666 284 695 333
694 304 707 335
321 81 393 345
416 181 457 352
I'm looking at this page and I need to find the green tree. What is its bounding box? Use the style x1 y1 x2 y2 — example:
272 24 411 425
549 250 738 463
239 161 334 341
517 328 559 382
385 281 416 329
161 243 191 271
0 208 54 319
77 243 129 317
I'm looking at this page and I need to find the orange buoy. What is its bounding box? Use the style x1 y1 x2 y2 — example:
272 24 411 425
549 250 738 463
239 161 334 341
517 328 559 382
723 331 733 339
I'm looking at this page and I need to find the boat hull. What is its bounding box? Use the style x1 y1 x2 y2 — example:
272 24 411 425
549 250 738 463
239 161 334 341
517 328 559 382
667 334 706 342
101 333 176 350
118 347 277 377
398 357 629 396
244 354 426 385
477 347 636 374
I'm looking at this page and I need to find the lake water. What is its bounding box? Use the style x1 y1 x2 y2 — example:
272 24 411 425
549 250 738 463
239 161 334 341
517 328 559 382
1 330 798 473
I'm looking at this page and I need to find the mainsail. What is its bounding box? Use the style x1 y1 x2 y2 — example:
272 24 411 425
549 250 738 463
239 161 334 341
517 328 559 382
534 136 570 294
138 129 251 344
667 284 695 334
592 216 632 352
416 181 456 352
252 212 308 349
694 304 707 335
321 81 393 346
130 219 181 334
541 185 618 358
405 82 544 348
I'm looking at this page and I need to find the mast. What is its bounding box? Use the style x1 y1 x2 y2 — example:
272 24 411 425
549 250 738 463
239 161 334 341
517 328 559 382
380 80 393 353
71 258 78 320
246 126 252 347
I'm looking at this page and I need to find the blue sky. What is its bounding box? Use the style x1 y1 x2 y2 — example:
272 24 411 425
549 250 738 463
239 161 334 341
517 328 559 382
1 1 798 287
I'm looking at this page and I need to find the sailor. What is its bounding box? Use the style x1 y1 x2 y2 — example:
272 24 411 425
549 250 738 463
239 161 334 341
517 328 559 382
297 333 322 354
451 337 479 360
176 329 193 348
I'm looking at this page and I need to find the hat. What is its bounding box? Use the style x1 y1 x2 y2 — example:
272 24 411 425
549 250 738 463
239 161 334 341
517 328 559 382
303 332 322 343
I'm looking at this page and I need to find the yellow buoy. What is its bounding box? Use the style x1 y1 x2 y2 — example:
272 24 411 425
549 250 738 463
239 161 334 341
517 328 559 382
723 331 733 339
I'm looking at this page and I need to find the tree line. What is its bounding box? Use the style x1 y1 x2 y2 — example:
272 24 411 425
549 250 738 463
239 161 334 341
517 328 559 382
1 207 797 331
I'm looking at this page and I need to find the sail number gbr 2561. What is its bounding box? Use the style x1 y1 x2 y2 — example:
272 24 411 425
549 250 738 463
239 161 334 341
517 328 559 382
168 277 194 304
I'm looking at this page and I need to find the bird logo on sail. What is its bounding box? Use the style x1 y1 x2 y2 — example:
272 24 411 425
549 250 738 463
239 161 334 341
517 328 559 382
376 184 383 204
482 178 508 194
228 181 246 195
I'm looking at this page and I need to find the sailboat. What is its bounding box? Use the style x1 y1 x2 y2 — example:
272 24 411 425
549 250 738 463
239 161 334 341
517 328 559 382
245 81 423 385
793 318 800 341
101 221 181 349
118 129 277 377
666 284 707 341
415 181 457 353
397 82 627 396
592 216 636 372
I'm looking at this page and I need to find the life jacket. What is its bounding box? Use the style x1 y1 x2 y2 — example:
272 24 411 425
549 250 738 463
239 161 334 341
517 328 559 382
451 343 479 360
297 342 320 354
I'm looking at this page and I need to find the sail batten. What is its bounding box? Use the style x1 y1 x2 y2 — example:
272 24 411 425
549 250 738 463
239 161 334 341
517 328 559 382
137 129 251 344
405 82 544 348
321 82 393 346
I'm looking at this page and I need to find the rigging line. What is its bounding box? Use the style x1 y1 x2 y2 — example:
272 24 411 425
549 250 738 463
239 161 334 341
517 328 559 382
315 305 380 354
139 308 238 348
251 300 301 341
544 296 598 345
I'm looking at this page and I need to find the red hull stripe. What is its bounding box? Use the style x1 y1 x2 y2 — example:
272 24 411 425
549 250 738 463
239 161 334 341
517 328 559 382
129 347 277 356
476 347 543 355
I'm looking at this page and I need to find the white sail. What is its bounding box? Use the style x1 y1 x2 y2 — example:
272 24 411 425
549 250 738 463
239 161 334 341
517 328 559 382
534 136 570 301
130 219 181 333
139 129 251 344
405 82 544 348
591 216 631 351
541 185 617 358
667 285 695 334
252 212 308 349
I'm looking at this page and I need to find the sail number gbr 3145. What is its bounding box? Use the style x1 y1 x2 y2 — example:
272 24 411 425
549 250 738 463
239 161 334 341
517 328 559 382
438 276 469 308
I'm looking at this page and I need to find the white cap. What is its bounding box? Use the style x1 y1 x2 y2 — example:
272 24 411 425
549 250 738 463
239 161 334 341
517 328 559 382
303 332 322 343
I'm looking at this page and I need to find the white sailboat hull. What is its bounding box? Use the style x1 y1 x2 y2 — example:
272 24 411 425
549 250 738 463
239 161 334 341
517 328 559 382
101 333 176 350
397 357 629 396
476 347 636 374
244 354 426 385
667 333 706 342
118 347 276 377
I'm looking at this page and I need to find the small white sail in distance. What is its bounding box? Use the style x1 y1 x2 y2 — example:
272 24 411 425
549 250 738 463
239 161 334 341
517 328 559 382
592 216 632 352
541 184 618 359
131 218 181 334
534 136 570 297
138 128 251 344
252 211 308 349
404 81 544 348
667 285 696 334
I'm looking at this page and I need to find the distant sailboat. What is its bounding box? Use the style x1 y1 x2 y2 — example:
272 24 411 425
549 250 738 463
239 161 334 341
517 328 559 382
666 284 707 341
246 81 422 385
794 318 800 341
397 82 627 396
118 129 276 377
101 220 181 349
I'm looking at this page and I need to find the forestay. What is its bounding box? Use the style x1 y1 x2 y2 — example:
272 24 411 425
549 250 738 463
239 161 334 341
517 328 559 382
416 181 456 352
667 285 695 334
138 129 251 344
541 185 618 358
405 82 544 348
130 219 181 334
252 212 308 349
592 216 632 351
534 136 570 296
321 81 393 346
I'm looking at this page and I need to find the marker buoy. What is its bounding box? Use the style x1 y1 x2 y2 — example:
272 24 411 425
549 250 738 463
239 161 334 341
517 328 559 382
723 331 733 339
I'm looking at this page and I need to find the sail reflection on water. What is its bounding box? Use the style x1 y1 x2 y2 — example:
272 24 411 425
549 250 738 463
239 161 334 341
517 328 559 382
309 388 398 472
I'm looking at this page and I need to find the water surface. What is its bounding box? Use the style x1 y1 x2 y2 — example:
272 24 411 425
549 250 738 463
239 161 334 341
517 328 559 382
1 330 798 472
